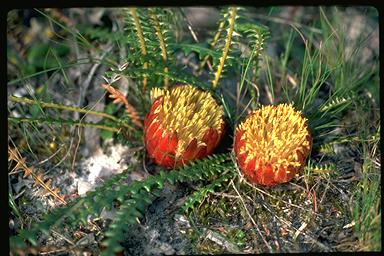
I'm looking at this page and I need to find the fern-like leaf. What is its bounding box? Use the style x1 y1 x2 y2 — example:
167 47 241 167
100 191 156 256
182 172 234 213
211 7 240 89
10 153 233 253
149 8 170 87
126 8 150 92
319 94 354 114
198 9 230 72
8 147 66 205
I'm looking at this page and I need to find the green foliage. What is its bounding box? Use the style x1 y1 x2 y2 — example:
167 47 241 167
351 140 381 251
304 160 337 180
9 193 23 222
121 8 176 90
259 8 374 153
100 191 156 255
349 96 381 251
182 167 235 213
352 171 381 249
172 42 221 62
210 7 241 88
27 43 70 70
110 6 271 94
10 153 232 254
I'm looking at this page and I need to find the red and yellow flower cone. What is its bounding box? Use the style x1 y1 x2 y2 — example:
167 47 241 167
144 85 225 168
234 104 312 186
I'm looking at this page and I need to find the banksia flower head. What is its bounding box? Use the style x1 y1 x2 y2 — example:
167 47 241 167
144 85 225 168
234 104 312 186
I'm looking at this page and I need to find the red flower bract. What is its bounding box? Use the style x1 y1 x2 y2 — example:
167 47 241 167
234 104 312 186
144 85 225 168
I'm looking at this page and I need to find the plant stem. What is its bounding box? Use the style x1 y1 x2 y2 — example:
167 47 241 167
212 7 237 89
199 11 228 72
150 8 169 88
8 117 120 132
8 95 132 130
129 8 148 92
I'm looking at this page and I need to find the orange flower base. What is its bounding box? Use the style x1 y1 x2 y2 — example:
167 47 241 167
234 104 312 186
144 85 225 168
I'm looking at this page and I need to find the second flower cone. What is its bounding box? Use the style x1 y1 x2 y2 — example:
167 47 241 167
234 104 312 186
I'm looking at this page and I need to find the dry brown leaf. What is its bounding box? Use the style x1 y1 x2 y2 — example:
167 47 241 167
102 83 143 128
8 147 67 205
